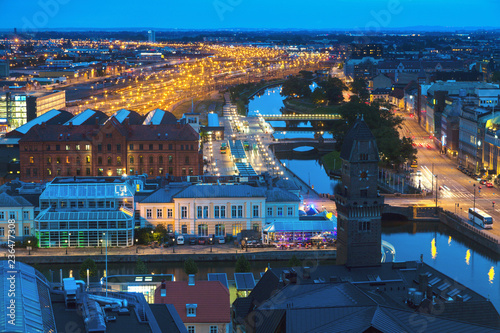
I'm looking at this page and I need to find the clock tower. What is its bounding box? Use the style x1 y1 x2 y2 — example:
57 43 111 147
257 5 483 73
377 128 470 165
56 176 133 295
335 116 384 267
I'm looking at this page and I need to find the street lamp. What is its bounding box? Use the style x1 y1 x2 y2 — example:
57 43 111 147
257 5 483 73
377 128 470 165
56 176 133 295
135 238 139 253
65 240 68 255
100 239 103 254
210 237 213 253
28 240 31 255
245 237 248 252
172 237 176 253
473 183 476 211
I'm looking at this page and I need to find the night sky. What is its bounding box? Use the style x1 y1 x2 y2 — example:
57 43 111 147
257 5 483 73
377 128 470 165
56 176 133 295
0 0 499 30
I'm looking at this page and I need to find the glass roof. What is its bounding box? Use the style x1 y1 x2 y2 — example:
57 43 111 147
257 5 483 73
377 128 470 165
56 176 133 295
0 261 56 333
40 183 134 200
36 210 132 221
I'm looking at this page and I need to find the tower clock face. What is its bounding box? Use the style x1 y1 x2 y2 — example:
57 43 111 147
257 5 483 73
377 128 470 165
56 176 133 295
359 170 369 181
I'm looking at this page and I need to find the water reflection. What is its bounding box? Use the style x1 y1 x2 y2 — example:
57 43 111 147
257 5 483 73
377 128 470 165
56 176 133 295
431 238 437 259
448 235 452 246
466 249 471 265
489 266 495 284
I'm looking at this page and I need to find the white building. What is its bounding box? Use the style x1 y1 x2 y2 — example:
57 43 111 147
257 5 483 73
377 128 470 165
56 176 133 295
0 192 34 244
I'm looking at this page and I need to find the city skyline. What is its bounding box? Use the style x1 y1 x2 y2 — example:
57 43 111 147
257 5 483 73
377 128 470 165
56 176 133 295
1 0 499 31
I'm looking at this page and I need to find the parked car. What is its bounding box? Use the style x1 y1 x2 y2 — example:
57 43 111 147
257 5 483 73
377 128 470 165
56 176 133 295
486 182 494 188
189 238 197 245
198 238 207 245
176 236 184 245
480 180 487 185
217 237 226 244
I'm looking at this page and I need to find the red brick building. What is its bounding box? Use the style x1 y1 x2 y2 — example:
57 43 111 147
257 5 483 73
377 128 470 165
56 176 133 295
19 117 202 182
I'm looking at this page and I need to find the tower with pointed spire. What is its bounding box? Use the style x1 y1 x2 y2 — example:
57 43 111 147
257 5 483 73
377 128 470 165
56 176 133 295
335 116 384 267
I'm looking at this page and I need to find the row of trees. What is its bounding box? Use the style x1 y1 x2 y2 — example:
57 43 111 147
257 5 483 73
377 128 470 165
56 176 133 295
79 255 306 279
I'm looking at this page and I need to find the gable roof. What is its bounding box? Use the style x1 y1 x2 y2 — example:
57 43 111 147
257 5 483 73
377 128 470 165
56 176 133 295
0 192 33 207
174 184 266 199
154 281 230 324
127 124 198 141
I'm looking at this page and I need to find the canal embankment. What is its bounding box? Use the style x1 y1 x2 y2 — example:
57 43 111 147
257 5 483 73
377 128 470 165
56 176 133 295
13 248 336 265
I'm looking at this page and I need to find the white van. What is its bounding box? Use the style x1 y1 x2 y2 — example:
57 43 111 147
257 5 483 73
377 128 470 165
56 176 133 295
176 235 185 245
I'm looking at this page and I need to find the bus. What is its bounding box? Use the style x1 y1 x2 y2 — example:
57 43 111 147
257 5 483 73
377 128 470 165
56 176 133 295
220 142 227 154
468 208 493 229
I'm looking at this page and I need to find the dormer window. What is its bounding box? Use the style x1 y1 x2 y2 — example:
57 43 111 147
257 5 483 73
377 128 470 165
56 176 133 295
186 304 197 317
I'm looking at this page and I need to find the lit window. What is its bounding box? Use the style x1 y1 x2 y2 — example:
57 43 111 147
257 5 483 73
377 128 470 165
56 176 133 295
186 304 197 317
146 209 152 219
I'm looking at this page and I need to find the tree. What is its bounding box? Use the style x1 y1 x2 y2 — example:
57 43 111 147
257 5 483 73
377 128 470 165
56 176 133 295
79 258 97 279
329 100 416 169
350 78 369 101
184 258 198 275
299 70 314 80
23 236 38 248
281 76 311 99
311 87 327 104
312 77 347 105
155 224 168 239
134 258 148 274
235 256 251 273
288 255 302 267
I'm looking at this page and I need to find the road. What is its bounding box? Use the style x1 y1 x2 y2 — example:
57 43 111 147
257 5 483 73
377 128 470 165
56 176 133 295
398 113 500 241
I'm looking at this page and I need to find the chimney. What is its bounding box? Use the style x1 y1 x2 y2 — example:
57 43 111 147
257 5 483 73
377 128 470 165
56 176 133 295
188 274 195 286
418 273 428 292
160 279 167 297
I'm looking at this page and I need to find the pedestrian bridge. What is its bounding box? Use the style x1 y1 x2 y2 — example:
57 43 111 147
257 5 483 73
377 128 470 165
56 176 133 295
255 114 342 121
382 205 439 221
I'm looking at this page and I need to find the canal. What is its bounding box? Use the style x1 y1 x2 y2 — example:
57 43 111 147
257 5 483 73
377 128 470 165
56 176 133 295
248 85 500 310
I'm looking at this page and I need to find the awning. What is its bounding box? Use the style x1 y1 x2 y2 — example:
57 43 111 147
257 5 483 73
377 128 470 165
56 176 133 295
263 219 336 233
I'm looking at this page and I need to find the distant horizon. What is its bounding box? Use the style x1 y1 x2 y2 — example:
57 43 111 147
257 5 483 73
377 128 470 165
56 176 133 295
1 0 499 32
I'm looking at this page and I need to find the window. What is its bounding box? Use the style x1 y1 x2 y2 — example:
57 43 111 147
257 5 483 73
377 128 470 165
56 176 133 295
76 144 81 151
169 144 173 150
253 205 259 218
359 221 371 232
159 156 163 164
98 168 103 176
191 145 194 151
139 144 144 150
360 189 368 198
47 145 51 151
56 145 60 151
231 205 237 218
159 144 163 150
189 168 193 175
214 206 219 218
253 224 260 232
24 226 29 236
238 205 243 218
203 206 208 219
197 206 203 218
33 168 38 176
185 156 190 164
76 156 80 164
85 144 90 151
66 144 70 151
98 157 102 165
149 144 153 150
157 209 163 219
98 144 102 152
107 144 111 151
129 144 134 150
215 224 225 237
9 212 15 220
76 168 81 176
86 156 91 164
267 207 273 216
159 168 163 175
86 168 91 175
181 145 184 151
47 157 52 164
107 156 112 165
0 227 4 237
130 156 134 164
0 212 4 220
149 156 154 164
117 157 121 165
277 207 283 216
139 156 143 164
146 209 152 219
181 206 187 219
231 205 243 218
186 304 197 317
187 326 195 333
182 168 186 175
287 207 293 216
168 167 173 174
56 157 61 164
47 168 52 176
67 168 71 176
198 224 208 236
210 326 218 333
29 156 34 164
26 168 30 177
232 223 242 236
167 209 173 218
182 224 188 234
168 155 173 163
220 206 226 218
117 144 121 152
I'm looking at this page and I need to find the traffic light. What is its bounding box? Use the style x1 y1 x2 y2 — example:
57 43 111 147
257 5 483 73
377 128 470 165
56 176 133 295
493 201 495 208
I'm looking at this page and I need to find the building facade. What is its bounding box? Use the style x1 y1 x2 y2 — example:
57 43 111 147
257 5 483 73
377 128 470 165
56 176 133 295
35 177 138 248
19 118 202 182
0 192 34 244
